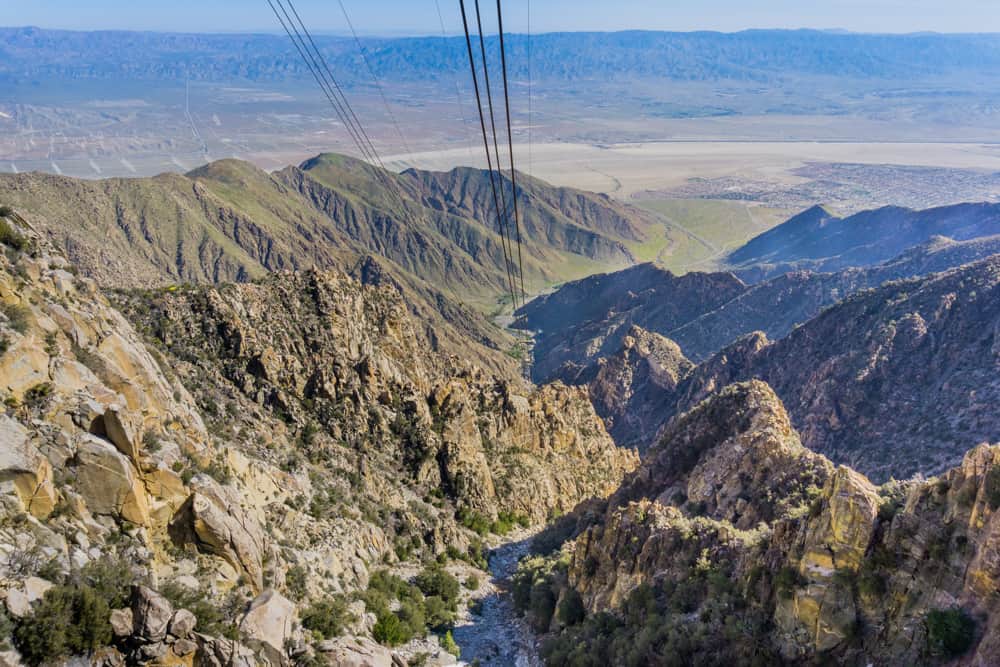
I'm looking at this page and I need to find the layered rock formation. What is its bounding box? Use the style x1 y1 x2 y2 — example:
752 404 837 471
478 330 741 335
518 381 1000 666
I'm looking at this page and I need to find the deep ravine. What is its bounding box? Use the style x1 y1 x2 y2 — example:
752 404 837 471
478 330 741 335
452 534 542 666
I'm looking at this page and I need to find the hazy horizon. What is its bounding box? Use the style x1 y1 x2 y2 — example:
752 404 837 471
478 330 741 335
4 24 1000 38
2 0 999 36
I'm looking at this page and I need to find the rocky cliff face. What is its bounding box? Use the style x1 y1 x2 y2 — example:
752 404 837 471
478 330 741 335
678 255 1000 481
112 268 636 525
0 215 635 666
517 381 1000 666
554 326 692 450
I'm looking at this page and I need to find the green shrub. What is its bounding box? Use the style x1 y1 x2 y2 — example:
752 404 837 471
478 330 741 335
76 556 132 608
857 564 886 596
372 611 409 646
24 382 54 408
926 607 975 657
414 565 460 607
300 596 352 640
984 467 1000 510
13 585 111 665
0 217 26 251
423 595 454 630
490 511 531 535
285 564 308 601
440 630 460 658
463 574 480 590
160 581 237 639
0 205 12 218
557 589 586 626
397 598 426 638
0 608 13 650
774 566 804 599
456 508 491 536
529 583 557 632
1 303 30 334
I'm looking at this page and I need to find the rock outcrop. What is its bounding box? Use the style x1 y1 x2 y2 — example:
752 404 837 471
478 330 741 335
518 381 1000 665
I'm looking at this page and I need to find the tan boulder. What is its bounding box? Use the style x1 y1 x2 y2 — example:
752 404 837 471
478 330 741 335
438 398 497 514
4 589 30 618
96 405 143 464
317 636 396 667
169 608 197 639
0 415 58 518
23 577 53 602
193 633 257 667
239 589 298 653
0 333 48 399
146 464 189 526
176 478 265 592
132 585 173 643
74 434 150 525
800 466 879 575
110 608 135 637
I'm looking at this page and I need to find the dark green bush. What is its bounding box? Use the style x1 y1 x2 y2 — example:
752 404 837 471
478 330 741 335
557 589 586 626
529 583 557 632
414 565 460 607
0 608 13 650
2 303 30 334
76 556 132 608
423 595 453 630
373 611 409 646
857 565 886 596
24 382 54 408
301 596 352 639
926 607 975 657
397 598 426 638
13 585 111 665
160 581 237 639
774 566 805 599
456 507 491 536
285 564 308 601
440 630 460 658
984 467 1000 510
364 568 457 644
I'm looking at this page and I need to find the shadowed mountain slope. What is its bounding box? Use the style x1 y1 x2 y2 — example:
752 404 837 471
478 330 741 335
729 202 1000 282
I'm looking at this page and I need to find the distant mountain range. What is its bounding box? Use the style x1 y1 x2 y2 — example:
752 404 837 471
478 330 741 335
0 153 657 373
4 27 1000 84
728 203 1000 282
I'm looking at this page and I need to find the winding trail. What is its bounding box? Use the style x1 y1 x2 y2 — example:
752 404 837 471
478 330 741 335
452 536 542 666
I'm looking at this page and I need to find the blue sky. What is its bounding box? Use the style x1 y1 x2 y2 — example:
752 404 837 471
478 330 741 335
1 0 998 35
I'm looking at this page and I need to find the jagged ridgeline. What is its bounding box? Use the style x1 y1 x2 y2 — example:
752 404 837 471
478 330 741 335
0 213 636 665
519 202 1000 481
0 153 657 304
517 381 1000 666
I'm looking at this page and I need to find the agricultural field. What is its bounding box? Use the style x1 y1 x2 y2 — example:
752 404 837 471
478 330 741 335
629 198 793 273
